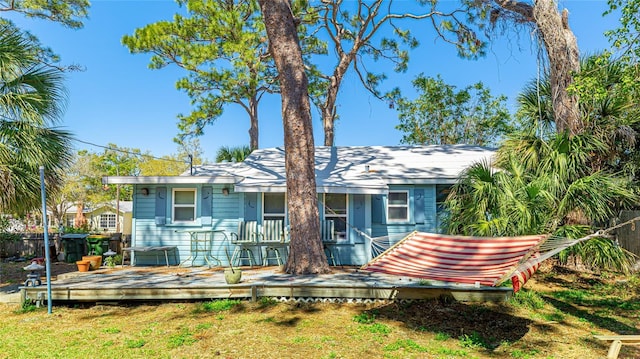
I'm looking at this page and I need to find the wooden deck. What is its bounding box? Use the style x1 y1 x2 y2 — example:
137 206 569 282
20 266 513 303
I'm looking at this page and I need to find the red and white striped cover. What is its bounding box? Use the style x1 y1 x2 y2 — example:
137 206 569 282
361 232 547 291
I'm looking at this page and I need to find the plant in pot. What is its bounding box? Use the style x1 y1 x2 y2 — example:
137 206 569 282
223 248 241 284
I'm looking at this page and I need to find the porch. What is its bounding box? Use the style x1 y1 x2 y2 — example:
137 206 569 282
20 266 512 304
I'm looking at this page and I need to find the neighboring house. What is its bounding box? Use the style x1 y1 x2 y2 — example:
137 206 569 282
104 146 494 266
64 201 133 235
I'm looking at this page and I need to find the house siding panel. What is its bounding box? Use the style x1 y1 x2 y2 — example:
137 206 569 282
370 185 437 245
131 183 440 266
132 185 241 266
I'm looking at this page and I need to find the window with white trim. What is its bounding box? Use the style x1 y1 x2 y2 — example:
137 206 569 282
263 193 286 221
323 193 348 240
387 191 409 222
99 213 116 229
172 189 196 222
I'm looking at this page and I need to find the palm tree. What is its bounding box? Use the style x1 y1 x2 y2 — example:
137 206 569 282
215 145 252 163
446 81 639 272
0 23 73 213
517 53 640 175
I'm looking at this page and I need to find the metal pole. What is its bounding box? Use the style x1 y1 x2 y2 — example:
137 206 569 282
38 166 53 314
116 166 120 233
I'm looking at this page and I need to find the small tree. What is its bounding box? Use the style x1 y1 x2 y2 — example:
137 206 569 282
308 0 487 146
392 74 512 147
123 0 323 150
478 0 581 135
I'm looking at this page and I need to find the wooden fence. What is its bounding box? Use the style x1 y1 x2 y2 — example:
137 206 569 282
0 233 61 259
616 211 640 257
0 233 127 260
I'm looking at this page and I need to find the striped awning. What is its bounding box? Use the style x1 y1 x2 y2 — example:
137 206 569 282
361 232 548 291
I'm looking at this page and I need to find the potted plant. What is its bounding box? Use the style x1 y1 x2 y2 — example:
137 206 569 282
81 255 102 270
76 260 90 272
223 248 241 284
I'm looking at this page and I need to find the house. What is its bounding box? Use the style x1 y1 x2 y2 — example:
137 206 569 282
103 146 494 266
64 201 133 235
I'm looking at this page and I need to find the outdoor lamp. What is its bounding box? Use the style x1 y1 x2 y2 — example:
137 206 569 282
23 261 45 287
222 188 230 196
141 188 149 196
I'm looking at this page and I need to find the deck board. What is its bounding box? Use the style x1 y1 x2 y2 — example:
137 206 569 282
21 266 512 303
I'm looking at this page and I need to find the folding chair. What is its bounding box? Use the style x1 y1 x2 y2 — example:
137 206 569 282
262 220 288 266
230 221 259 267
321 220 339 266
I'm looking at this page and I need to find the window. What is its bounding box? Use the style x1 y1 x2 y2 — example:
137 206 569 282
65 216 75 228
99 214 116 229
173 189 196 222
387 191 409 222
323 193 347 240
263 193 286 221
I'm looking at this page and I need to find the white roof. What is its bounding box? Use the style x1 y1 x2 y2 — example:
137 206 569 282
66 201 133 214
104 145 494 194
222 145 493 194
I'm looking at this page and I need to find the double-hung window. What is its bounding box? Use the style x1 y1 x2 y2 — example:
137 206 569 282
323 193 347 240
263 193 286 221
387 191 409 222
173 189 196 223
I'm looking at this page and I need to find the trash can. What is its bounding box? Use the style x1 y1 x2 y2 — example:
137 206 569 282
86 235 110 256
61 234 89 263
42 243 57 262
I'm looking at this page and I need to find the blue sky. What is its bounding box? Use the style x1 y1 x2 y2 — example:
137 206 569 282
6 1 619 161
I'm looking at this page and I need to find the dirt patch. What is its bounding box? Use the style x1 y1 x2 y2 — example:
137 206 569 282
0 260 77 288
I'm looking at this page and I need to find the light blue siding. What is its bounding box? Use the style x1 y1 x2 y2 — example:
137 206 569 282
132 185 241 266
371 185 437 239
132 184 441 266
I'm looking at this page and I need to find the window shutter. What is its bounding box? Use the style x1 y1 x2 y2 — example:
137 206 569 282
201 186 212 226
244 193 258 221
352 194 366 243
155 187 167 225
372 194 386 224
414 189 425 224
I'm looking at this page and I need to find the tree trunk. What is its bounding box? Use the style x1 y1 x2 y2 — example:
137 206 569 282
258 0 329 274
321 77 339 146
533 1 581 135
494 0 581 135
75 203 86 227
321 53 353 146
249 95 259 150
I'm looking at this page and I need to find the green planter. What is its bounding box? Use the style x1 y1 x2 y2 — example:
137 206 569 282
86 235 110 256
61 234 89 263
224 268 242 284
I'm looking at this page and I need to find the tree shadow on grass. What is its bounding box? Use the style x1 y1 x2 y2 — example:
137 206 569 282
368 297 535 350
542 295 640 334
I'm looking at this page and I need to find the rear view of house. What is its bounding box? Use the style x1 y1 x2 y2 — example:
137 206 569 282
104 145 494 266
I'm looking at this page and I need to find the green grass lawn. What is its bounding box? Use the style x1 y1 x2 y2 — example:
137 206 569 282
0 267 638 359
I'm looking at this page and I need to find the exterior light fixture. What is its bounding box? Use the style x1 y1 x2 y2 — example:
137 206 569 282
141 188 149 196
222 188 230 196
